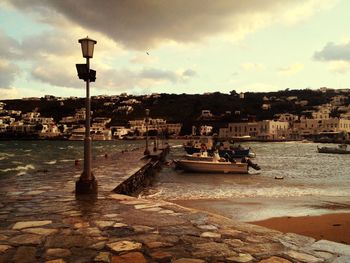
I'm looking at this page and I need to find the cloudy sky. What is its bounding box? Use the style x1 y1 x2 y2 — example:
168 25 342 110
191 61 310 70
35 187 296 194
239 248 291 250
1 0 350 99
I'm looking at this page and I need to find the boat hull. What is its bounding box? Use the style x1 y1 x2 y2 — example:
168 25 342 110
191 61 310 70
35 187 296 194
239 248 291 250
317 147 350 154
175 159 249 174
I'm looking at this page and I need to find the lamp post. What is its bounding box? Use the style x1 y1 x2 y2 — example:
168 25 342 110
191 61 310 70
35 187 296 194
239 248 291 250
75 36 98 195
144 109 150 155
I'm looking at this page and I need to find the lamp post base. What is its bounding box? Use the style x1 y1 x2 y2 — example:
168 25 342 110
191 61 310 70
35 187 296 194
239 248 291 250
75 178 98 195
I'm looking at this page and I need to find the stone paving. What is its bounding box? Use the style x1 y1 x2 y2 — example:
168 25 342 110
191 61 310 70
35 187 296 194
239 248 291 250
1 148 350 262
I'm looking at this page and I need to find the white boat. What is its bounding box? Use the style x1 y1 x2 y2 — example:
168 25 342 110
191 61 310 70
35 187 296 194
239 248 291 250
175 159 249 174
183 152 213 162
317 144 350 154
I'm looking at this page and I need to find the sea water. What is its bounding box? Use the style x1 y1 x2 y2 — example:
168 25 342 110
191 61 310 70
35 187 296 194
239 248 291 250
1 140 349 221
140 141 350 221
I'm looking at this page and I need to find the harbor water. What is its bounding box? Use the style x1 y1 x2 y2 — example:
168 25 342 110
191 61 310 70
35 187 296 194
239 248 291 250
1 140 350 222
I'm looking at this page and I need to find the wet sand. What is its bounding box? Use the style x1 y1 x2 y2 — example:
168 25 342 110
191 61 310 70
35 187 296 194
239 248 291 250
171 198 350 245
251 212 350 245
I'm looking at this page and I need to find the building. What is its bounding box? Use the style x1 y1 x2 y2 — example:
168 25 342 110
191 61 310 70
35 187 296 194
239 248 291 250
200 125 213 136
219 120 289 141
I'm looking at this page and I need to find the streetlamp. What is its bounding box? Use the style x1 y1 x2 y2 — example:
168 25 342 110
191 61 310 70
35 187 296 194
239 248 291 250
144 109 150 155
75 36 98 195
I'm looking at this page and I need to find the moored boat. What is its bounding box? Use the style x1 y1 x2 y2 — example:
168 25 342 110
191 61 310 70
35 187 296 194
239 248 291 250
317 144 350 154
183 137 255 158
174 159 249 174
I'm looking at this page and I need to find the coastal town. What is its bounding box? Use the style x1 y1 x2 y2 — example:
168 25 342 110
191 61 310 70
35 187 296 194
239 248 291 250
1 87 350 143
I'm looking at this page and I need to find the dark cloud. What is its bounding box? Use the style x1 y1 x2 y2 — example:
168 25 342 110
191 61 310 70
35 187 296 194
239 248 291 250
314 42 350 61
31 63 189 90
0 60 20 89
0 30 22 59
7 0 298 49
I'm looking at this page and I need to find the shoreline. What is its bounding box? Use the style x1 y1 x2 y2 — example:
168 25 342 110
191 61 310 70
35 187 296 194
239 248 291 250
250 212 350 245
170 197 350 245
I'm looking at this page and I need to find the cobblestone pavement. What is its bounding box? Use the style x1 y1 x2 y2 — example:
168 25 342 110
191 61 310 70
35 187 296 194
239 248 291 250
1 149 350 262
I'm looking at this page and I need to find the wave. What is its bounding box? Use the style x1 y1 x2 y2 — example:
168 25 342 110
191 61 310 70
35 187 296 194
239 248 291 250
44 160 57 165
146 185 350 200
0 153 15 158
0 164 35 173
171 145 183 148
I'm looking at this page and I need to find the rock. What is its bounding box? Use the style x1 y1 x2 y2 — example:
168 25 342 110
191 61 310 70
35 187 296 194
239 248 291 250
0 234 8 241
311 240 350 256
111 252 147 263
132 225 154 233
258 256 292 263
9 234 42 245
24 190 45 195
173 259 205 263
223 238 245 247
150 251 172 262
107 241 142 253
197 224 218 230
145 241 173 249
284 250 322 263
0 244 12 253
45 248 71 258
226 253 254 262
143 207 162 212
45 235 94 248
200 232 221 238
74 222 90 229
113 223 128 228
94 221 115 229
192 242 236 258
158 210 175 214
104 213 120 218
89 241 106 250
94 252 111 262
12 220 52 230
13 246 37 263
22 228 58 236
134 203 160 210
314 251 334 260
45 259 66 263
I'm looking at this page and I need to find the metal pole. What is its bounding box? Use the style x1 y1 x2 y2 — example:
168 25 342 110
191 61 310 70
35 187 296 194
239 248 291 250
144 110 150 155
83 57 92 180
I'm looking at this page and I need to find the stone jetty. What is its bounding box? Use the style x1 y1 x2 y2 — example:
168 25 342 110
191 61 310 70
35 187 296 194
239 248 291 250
0 147 350 262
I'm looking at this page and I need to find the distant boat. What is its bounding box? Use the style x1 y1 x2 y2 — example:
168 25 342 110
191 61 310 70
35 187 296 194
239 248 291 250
317 144 350 154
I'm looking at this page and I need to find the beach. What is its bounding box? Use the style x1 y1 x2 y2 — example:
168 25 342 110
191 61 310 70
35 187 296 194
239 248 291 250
251 212 350 245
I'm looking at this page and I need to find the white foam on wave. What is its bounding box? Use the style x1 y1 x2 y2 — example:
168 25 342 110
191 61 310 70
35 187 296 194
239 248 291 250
1 164 35 173
151 185 350 200
44 160 57 165
171 145 183 148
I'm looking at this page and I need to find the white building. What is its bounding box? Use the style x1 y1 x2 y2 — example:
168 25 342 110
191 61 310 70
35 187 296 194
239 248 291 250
219 120 289 141
200 125 213 136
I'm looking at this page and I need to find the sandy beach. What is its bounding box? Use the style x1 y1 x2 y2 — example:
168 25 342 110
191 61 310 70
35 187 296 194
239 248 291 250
171 197 350 245
251 212 350 245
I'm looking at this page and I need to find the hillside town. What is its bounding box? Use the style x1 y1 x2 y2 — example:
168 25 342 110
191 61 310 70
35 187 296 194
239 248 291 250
1 87 350 143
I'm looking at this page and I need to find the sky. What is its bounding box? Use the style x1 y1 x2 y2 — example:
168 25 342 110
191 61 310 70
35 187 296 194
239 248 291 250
1 0 350 99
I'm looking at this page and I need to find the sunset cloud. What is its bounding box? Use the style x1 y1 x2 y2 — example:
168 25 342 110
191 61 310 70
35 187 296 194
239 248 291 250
6 0 335 49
